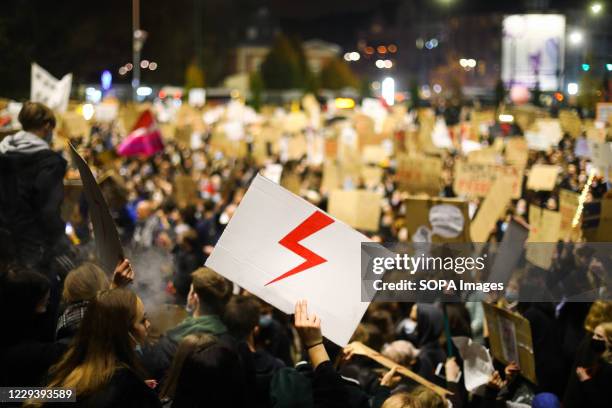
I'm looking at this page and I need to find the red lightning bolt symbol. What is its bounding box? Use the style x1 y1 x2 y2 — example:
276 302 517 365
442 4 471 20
265 211 334 286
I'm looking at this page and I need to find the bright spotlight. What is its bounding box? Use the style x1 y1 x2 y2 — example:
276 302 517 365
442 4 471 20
136 86 153 97
569 31 583 45
82 104 95 121
590 3 602 14
382 77 395 106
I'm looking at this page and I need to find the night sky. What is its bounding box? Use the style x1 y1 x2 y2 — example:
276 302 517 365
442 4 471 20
0 0 593 97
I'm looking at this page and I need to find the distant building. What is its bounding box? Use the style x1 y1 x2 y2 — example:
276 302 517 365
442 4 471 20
233 39 341 76
230 8 341 76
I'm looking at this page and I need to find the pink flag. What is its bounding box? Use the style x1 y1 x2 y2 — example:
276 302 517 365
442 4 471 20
117 110 164 157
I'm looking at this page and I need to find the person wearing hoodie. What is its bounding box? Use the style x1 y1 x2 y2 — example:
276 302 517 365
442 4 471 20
408 303 447 385
141 267 235 381
0 101 69 271
0 102 74 344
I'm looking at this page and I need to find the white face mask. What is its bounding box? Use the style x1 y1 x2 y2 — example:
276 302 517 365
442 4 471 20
129 332 143 354
219 212 230 225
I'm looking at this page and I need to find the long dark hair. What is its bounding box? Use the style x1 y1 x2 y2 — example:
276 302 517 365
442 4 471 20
37 289 146 400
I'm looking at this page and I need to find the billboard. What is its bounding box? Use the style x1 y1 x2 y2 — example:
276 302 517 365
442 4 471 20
502 14 565 91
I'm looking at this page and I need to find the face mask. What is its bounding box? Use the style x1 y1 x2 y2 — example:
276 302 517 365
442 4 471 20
259 314 273 328
44 131 53 145
219 212 230 225
129 332 143 355
185 299 195 314
590 338 606 354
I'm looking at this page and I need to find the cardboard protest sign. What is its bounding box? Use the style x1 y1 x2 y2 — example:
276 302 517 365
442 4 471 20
505 138 529 169
482 302 537 384
205 174 371 346
173 125 192 146
396 154 442 195
574 137 590 158
466 148 499 165
95 103 119 123
324 137 338 159
69 143 124 275
535 119 563 144
585 122 606 143
559 110 582 138
596 102 612 124
587 141 612 172
338 148 362 183
173 174 199 207
526 205 561 270
471 110 495 139
361 165 383 188
559 189 580 241
283 111 308 134
453 162 523 199
487 219 529 287
362 145 388 164
280 171 301 195
525 131 554 151
287 134 308 160
60 111 91 140
470 177 514 242
346 342 452 397
405 196 471 243
510 107 538 134
209 131 248 158
526 164 559 191
597 196 612 242
327 190 381 232
321 161 342 192
61 179 83 223
262 164 283 184
431 118 453 149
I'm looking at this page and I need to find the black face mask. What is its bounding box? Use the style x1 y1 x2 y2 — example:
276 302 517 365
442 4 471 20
590 338 606 354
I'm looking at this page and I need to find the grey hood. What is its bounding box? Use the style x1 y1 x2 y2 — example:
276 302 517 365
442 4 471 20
0 130 50 154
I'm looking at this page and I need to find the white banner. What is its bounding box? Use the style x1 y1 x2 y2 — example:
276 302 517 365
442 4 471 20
30 63 72 112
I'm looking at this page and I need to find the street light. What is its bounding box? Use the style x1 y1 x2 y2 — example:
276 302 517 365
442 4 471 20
590 3 603 15
568 31 583 46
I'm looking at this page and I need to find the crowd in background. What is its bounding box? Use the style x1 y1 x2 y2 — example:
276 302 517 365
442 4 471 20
0 100 611 407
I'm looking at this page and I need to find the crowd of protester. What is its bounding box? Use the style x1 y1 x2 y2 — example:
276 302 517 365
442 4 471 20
0 100 611 407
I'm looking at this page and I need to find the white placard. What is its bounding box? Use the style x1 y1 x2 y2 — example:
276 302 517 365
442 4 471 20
206 174 371 346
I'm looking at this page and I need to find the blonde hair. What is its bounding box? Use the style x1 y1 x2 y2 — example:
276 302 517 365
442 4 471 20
381 392 421 408
63 262 109 303
25 289 144 407
597 322 612 364
411 386 445 408
584 301 612 332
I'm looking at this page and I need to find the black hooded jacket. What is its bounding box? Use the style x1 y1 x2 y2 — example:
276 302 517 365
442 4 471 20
0 146 66 259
